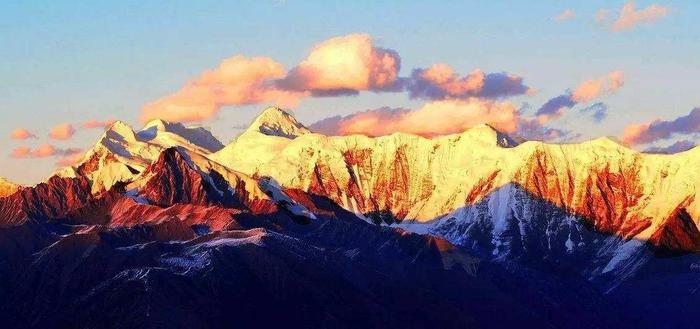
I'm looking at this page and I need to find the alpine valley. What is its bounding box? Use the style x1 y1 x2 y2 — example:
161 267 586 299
2 107 700 328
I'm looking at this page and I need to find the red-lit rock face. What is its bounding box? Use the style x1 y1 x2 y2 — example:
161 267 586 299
139 149 212 207
648 206 700 254
210 109 700 254
0 176 92 227
7 108 700 257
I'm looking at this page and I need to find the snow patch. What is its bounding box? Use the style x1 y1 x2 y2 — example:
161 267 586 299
259 177 317 220
602 239 646 274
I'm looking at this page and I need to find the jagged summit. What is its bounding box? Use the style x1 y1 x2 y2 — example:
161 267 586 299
105 120 137 141
57 118 223 193
246 107 311 139
142 118 170 130
210 106 700 255
44 106 700 243
137 118 224 152
242 107 517 146
459 123 519 148
582 136 625 149
95 119 224 154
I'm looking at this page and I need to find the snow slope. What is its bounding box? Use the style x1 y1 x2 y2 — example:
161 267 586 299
213 108 700 234
0 177 19 197
57 120 225 193
209 107 700 275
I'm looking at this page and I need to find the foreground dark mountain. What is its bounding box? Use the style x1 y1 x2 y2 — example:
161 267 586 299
2 107 700 328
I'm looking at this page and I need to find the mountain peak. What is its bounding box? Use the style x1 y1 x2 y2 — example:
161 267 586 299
586 136 624 149
461 123 518 148
107 120 133 132
104 120 137 141
141 118 190 133
246 107 310 139
137 119 224 152
143 118 170 130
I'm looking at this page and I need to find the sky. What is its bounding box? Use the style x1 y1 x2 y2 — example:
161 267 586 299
2 0 700 185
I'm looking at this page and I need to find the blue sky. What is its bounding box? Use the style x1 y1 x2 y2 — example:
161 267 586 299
1 1 698 184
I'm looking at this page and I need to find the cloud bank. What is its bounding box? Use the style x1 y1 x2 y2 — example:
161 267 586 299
308 71 627 142
309 100 577 143
48 123 76 140
10 128 37 140
406 64 529 101
309 99 520 138
10 144 83 167
141 33 528 123
10 144 82 159
141 34 406 123
610 2 669 31
535 71 623 123
141 56 299 123
622 107 700 145
276 34 401 95
83 119 117 129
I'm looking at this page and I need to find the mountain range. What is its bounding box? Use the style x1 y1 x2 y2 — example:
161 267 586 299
2 107 700 328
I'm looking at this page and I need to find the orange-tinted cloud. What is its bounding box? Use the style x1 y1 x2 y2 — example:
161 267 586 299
10 144 82 159
621 121 652 145
418 65 484 95
141 56 302 123
535 71 623 123
310 100 575 142
407 64 529 100
83 119 117 129
142 34 403 123
10 128 37 140
10 146 32 158
571 70 624 103
622 108 700 145
33 144 60 157
48 123 76 140
141 33 531 123
554 9 575 22
611 2 668 32
310 99 520 138
277 33 401 95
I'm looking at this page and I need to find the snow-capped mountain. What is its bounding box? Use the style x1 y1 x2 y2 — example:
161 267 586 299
55 119 224 193
14 106 700 279
213 108 700 248
42 107 700 273
3 106 700 328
